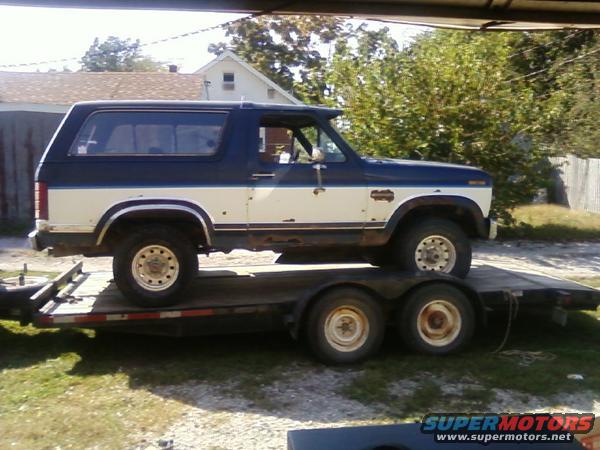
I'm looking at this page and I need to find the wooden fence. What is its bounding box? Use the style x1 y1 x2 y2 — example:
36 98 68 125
551 154 600 214
0 111 64 222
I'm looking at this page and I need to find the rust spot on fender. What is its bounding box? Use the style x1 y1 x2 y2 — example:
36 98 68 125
370 189 395 202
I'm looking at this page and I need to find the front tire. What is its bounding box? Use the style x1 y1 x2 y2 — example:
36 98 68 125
398 283 475 355
113 225 198 307
394 219 471 278
306 287 385 364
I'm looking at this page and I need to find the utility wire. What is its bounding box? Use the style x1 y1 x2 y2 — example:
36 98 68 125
503 46 600 84
0 2 296 69
507 30 586 59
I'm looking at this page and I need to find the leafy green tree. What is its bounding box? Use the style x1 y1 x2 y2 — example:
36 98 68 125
81 36 163 72
209 16 344 103
514 32 600 159
548 45 600 159
327 29 551 221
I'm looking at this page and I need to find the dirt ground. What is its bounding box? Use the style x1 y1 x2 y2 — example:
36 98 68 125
1 237 599 450
1 237 599 278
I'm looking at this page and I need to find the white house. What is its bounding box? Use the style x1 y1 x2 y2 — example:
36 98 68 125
195 50 303 105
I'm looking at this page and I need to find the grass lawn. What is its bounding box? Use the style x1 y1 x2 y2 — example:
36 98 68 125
344 308 600 418
1 268 599 447
1 304 599 447
0 270 59 280
501 204 600 240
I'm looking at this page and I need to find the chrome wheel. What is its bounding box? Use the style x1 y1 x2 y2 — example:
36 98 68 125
131 244 179 292
417 300 462 347
324 305 370 352
414 235 457 272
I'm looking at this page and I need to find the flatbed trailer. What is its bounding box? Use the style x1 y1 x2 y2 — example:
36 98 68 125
1 262 598 363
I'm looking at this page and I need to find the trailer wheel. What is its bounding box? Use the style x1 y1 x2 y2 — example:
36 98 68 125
306 287 385 364
394 219 471 278
113 225 198 307
399 284 474 355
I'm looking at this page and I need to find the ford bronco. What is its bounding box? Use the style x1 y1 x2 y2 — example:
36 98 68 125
29 101 495 306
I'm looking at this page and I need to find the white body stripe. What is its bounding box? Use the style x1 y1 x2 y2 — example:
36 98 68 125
248 186 367 224
46 185 491 232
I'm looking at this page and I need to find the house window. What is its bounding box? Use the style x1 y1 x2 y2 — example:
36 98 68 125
267 88 276 99
223 72 235 91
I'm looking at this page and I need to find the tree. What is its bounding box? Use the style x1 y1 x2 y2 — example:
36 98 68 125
81 36 163 72
209 16 344 103
547 44 600 159
513 31 600 159
326 29 551 222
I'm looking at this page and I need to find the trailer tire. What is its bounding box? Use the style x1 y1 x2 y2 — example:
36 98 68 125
394 218 471 278
113 225 198 307
399 283 474 355
306 287 385 364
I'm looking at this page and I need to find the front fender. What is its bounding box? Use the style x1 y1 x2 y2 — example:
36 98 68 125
386 195 488 238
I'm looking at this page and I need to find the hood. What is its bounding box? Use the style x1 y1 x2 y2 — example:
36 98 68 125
362 156 492 187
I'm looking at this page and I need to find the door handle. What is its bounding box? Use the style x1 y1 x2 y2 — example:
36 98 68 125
250 172 275 180
312 164 326 195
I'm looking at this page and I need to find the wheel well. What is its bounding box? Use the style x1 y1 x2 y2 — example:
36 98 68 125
396 204 479 238
101 211 209 252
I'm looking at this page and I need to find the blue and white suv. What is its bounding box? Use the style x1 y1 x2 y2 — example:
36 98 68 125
30 101 495 306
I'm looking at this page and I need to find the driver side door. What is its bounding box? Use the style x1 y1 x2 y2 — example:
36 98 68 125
247 112 367 244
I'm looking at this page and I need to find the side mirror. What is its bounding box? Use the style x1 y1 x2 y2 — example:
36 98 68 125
312 147 326 163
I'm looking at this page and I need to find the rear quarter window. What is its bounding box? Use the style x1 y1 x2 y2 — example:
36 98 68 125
69 110 227 156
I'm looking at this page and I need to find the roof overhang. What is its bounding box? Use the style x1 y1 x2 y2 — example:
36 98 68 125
1 0 600 30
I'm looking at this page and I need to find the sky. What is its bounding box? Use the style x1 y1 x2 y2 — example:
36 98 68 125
0 6 426 74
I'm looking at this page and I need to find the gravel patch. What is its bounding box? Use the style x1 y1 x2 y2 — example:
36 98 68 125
136 367 384 450
473 240 600 277
1 238 599 279
134 372 600 450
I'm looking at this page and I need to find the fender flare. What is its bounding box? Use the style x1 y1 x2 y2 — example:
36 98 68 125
385 195 487 238
94 199 214 246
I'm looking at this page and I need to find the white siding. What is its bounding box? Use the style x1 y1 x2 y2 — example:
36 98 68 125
200 58 295 104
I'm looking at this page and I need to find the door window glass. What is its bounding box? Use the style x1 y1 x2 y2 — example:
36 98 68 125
258 115 346 164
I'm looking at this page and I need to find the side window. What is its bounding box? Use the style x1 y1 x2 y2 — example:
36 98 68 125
258 115 347 165
258 127 294 163
70 111 227 156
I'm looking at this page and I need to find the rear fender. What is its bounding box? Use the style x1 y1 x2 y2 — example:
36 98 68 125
94 199 214 246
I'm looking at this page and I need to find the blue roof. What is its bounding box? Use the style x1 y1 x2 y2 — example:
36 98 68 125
73 100 343 119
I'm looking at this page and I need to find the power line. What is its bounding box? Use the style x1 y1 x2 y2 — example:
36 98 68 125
0 17 248 69
503 45 600 84
0 2 295 69
507 30 586 59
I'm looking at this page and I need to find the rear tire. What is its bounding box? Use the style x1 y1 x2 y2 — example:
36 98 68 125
394 218 471 278
398 283 475 355
113 225 198 307
306 287 385 364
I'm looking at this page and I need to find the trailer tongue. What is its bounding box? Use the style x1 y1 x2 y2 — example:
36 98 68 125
1 262 598 364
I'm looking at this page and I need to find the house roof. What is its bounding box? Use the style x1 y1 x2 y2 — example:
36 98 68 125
195 50 303 105
0 71 204 106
